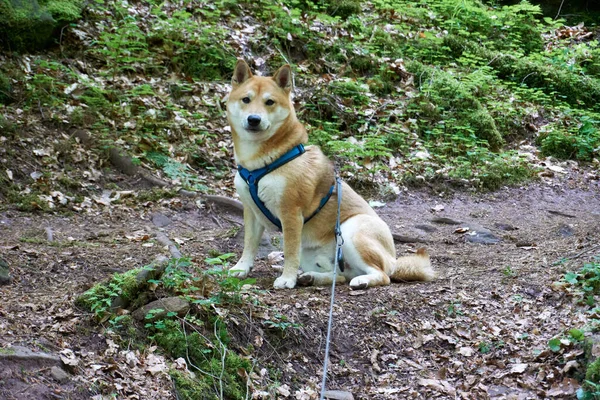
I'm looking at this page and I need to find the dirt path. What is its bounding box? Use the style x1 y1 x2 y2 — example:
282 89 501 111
1 177 599 399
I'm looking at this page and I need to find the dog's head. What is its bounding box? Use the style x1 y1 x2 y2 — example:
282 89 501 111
227 60 294 143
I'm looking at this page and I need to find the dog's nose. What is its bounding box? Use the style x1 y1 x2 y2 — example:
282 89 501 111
247 115 261 127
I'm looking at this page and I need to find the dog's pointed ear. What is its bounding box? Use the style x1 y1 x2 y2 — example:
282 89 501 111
232 60 252 88
272 64 293 92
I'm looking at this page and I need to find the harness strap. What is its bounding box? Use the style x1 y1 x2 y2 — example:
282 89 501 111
237 144 334 230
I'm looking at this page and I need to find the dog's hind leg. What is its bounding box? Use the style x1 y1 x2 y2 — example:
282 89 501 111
297 271 346 286
340 215 393 290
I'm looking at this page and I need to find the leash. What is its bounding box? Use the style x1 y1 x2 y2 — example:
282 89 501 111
320 176 344 400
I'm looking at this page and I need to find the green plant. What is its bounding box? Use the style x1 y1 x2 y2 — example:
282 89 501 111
77 267 143 320
194 253 256 306
150 319 251 400
561 258 600 306
263 313 301 333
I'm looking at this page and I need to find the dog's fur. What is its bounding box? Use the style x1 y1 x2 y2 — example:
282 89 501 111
227 60 435 289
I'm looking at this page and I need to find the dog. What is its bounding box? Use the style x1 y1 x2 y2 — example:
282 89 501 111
226 59 435 290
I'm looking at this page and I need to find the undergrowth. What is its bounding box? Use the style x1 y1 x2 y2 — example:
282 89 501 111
2 0 599 204
77 254 299 399
556 257 600 399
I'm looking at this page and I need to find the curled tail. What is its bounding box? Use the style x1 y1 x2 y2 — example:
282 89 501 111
389 248 435 282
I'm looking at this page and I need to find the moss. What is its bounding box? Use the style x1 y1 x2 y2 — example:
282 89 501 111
0 0 54 51
76 267 144 317
152 320 251 399
586 358 600 385
0 0 83 51
43 0 83 23
171 370 213 400
326 0 361 19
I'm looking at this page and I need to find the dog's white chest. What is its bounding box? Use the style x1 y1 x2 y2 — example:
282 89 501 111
235 172 286 230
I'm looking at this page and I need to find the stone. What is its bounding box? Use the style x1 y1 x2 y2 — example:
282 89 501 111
557 224 574 237
460 223 501 245
0 346 61 365
151 213 172 227
431 217 462 225
465 230 501 245
323 390 354 400
50 366 69 383
415 224 437 233
494 222 518 231
132 297 190 321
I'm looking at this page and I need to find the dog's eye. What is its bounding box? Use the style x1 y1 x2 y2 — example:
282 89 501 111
265 99 275 106
242 97 251 104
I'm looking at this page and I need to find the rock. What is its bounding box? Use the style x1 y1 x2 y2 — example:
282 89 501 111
132 297 191 321
415 224 437 233
0 257 11 285
557 224 574 237
465 230 501 245
494 222 518 231
50 366 69 383
151 213 172 227
323 390 355 400
0 346 61 366
431 217 461 225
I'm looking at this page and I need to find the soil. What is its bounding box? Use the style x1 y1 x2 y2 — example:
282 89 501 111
1 171 599 399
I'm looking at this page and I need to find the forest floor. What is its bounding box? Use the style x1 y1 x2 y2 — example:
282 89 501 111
1 165 599 399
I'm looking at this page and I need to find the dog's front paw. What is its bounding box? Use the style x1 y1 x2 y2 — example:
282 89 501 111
273 274 297 289
228 262 251 278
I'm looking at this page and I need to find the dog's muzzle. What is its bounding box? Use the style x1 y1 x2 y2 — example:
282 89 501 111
245 114 263 132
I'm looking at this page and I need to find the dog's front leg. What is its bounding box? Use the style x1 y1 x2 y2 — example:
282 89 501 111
230 207 264 278
273 210 303 289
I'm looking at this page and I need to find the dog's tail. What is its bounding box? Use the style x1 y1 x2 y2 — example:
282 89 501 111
389 248 435 282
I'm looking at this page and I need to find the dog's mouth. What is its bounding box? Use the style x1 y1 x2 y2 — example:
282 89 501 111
245 126 264 132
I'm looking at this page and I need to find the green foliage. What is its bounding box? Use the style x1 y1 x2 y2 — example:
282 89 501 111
560 259 600 305
0 71 12 104
263 313 301 333
539 116 600 161
77 267 143 319
151 319 251 400
0 0 83 51
194 253 256 306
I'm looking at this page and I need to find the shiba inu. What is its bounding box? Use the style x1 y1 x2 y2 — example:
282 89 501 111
226 60 435 290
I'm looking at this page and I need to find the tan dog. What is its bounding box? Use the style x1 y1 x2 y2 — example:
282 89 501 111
227 60 435 289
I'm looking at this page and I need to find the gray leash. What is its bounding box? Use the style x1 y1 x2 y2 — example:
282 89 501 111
320 177 344 400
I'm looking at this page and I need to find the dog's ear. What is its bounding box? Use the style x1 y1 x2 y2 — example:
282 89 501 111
232 60 252 88
272 64 293 92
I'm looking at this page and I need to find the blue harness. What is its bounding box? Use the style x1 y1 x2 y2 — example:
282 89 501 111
237 144 335 231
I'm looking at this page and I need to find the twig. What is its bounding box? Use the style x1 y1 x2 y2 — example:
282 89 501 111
180 318 220 381
202 195 244 215
215 323 226 400
555 0 566 19
553 243 600 265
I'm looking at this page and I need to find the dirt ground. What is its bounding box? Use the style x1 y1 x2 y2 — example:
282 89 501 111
1 171 599 399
